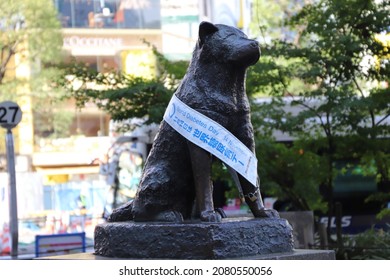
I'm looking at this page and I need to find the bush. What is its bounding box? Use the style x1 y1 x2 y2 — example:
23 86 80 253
337 226 390 260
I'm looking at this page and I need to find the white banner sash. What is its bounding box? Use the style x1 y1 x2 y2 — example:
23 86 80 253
163 95 258 187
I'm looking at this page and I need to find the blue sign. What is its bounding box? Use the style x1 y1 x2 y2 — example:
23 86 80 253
35 232 86 258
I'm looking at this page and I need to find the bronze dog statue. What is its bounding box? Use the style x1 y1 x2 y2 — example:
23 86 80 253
108 22 278 223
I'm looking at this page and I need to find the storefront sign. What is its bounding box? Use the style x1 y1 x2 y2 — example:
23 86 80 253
64 36 123 48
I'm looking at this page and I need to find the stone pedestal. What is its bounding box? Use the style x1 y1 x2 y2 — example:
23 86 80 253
94 217 294 259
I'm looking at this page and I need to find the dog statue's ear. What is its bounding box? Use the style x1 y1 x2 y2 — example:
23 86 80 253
198 21 218 47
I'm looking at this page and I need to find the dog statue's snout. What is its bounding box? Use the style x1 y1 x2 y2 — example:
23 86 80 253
250 41 259 48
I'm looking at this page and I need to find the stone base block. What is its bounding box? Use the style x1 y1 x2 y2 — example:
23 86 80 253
94 217 294 259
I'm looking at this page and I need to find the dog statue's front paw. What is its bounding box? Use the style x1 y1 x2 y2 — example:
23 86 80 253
200 210 222 222
253 208 280 219
107 200 134 222
154 210 184 223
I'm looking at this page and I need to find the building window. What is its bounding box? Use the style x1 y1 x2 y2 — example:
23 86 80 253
55 0 161 29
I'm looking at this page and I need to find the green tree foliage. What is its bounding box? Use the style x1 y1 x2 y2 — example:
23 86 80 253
251 99 328 212
0 0 70 139
62 44 189 128
0 0 63 90
251 0 389 221
250 0 306 44
338 227 390 259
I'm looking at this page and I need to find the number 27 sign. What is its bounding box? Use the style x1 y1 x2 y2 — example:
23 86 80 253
0 101 22 129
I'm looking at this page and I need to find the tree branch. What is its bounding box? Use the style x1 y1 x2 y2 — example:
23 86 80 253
0 45 16 84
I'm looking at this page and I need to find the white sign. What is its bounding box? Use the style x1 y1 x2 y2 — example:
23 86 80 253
63 36 123 48
164 95 258 187
0 101 22 129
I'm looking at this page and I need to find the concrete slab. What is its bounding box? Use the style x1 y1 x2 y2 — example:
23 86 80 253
38 249 335 260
